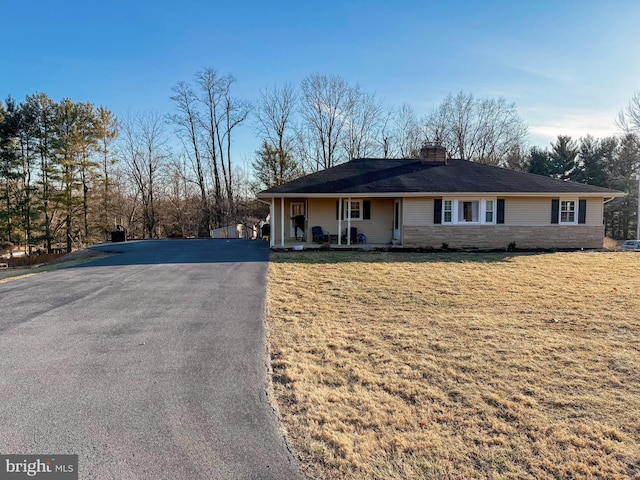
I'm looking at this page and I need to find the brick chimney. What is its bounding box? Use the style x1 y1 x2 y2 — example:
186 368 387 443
419 142 447 164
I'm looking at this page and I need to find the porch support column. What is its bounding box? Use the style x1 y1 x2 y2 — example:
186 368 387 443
305 199 309 243
347 197 352 245
280 197 285 247
337 197 342 245
270 197 275 248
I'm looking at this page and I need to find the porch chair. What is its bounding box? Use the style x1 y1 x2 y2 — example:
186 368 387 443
341 226 358 244
311 226 329 243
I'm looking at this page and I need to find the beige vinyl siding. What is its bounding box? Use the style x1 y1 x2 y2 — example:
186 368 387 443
319 196 603 232
403 197 434 226
504 197 551 226
307 199 338 238
505 197 604 226
361 199 394 244
307 198 394 244
402 196 544 227
585 198 603 225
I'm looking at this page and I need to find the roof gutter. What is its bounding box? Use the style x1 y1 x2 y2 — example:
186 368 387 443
256 191 625 199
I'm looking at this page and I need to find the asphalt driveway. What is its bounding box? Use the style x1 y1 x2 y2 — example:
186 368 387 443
0 239 301 479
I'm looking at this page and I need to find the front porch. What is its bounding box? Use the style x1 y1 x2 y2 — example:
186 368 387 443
266 196 402 249
269 240 395 251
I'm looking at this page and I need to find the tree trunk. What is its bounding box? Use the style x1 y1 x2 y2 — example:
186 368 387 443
82 164 89 237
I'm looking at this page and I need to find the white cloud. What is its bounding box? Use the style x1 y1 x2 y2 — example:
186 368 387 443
528 110 621 147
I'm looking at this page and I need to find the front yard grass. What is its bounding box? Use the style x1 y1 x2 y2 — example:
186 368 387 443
266 251 640 479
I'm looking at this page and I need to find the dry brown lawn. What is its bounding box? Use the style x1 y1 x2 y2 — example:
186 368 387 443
266 251 640 479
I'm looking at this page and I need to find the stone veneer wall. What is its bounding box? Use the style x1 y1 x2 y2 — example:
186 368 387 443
403 225 604 249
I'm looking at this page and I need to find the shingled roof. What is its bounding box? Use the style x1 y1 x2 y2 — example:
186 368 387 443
257 159 623 197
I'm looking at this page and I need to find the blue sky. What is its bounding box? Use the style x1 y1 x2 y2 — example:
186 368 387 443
2 0 639 163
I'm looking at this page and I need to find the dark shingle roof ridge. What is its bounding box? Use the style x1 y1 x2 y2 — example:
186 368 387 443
445 158 623 193
350 157 415 161
258 157 624 196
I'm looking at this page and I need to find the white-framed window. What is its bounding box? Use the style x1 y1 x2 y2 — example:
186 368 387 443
485 200 495 223
443 200 453 223
560 200 576 224
338 199 371 221
348 200 361 220
442 198 496 225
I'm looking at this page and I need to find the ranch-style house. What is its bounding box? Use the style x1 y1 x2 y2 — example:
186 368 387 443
256 144 624 250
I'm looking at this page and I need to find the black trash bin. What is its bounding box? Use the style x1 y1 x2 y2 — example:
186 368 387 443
111 226 126 242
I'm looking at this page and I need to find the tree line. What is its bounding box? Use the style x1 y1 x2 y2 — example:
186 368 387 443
1 70 639 253
255 80 639 240
0 94 118 253
252 83 529 188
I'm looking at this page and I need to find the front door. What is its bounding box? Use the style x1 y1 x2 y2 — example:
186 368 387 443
393 199 401 241
290 202 305 238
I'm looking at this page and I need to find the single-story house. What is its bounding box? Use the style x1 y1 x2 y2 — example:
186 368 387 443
256 145 624 250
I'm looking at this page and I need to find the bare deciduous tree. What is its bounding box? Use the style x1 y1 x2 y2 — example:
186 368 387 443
617 90 640 149
299 73 355 171
255 83 297 156
164 156 199 237
119 112 168 239
252 83 300 188
170 80 210 236
197 69 250 225
423 91 527 165
341 86 385 160
171 68 250 230
390 103 422 158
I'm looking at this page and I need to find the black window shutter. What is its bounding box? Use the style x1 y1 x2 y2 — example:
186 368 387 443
578 199 587 224
363 200 371 220
434 198 442 224
551 199 559 224
497 199 505 224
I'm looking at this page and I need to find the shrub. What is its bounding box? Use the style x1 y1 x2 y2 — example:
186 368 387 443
0 241 13 255
603 237 618 250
